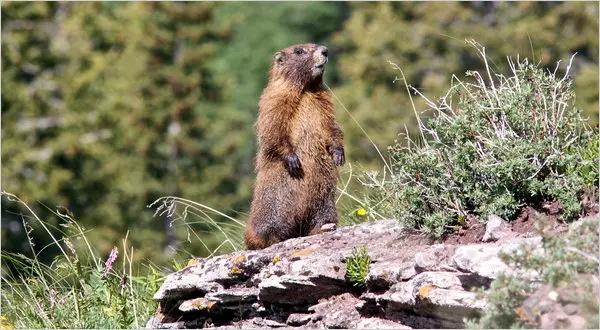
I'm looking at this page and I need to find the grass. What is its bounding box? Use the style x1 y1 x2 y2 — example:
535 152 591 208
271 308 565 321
1 192 164 329
0 192 250 329
148 196 246 257
325 86 398 227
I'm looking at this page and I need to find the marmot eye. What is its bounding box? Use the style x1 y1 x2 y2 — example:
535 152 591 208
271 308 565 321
295 49 306 55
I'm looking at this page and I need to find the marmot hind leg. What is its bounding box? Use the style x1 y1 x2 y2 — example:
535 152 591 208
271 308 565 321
308 195 338 236
244 224 266 250
245 183 301 249
245 213 302 250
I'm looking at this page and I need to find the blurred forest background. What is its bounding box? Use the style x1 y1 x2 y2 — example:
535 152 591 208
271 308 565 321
2 1 598 269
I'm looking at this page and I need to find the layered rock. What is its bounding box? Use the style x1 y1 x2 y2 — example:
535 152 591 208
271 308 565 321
146 220 542 329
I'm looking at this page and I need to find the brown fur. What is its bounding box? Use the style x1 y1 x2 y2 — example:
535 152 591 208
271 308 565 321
245 43 345 250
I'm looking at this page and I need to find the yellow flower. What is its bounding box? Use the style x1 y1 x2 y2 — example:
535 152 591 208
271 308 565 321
0 315 15 329
356 208 367 216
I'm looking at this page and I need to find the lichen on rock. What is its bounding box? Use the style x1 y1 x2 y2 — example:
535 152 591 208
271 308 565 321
146 219 545 329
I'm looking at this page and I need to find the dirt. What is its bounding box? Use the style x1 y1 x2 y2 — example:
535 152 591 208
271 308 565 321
581 189 599 218
511 206 569 237
438 214 486 245
439 192 600 245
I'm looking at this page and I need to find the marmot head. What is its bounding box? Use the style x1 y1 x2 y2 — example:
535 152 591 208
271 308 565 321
269 43 329 89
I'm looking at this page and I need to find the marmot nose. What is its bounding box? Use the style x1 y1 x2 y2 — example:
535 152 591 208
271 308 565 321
317 46 328 58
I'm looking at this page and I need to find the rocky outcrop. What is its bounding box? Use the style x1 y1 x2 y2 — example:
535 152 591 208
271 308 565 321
517 274 599 329
146 220 542 329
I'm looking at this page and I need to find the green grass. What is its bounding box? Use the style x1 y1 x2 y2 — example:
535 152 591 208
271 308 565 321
1 192 164 329
0 192 249 329
148 196 246 257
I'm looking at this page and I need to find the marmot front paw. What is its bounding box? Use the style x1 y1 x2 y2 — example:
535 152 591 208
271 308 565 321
283 152 304 179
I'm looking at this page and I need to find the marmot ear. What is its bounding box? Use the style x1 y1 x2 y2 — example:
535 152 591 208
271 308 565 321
274 52 285 64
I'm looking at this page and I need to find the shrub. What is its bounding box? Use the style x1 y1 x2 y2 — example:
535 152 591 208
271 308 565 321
376 41 598 236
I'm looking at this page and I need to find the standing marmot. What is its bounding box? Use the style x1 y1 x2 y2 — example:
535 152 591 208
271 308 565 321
244 43 345 250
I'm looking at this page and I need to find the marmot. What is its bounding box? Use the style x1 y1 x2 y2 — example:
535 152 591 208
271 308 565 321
244 43 345 250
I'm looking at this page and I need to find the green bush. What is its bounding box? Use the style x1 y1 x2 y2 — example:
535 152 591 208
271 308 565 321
375 42 598 236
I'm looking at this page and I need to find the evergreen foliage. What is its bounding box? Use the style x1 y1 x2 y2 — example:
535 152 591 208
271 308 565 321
332 2 598 165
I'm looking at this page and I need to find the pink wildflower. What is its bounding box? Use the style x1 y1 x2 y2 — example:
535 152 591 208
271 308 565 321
103 247 118 277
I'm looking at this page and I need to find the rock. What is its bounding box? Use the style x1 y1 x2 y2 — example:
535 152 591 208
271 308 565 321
355 318 411 329
147 219 553 329
205 287 258 304
570 215 600 232
258 274 347 305
563 303 579 315
252 317 286 328
310 293 362 328
286 313 312 326
518 274 599 329
153 278 223 301
152 252 272 300
146 312 184 329
368 271 487 324
452 237 542 280
482 215 512 242
414 244 456 272
320 223 337 232
416 288 485 321
179 298 216 312
366 259 417 291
